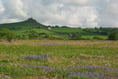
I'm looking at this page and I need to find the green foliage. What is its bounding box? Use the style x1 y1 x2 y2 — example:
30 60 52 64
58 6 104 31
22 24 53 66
69 33 81 40
108 31 118 40
0 28 15 42
27 30 39 39
93 36 103 40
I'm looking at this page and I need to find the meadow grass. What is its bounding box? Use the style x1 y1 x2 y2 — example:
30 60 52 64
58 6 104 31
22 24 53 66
0 40 118 79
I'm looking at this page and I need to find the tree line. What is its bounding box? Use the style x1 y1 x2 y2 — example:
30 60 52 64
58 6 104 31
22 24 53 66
0 28 118 42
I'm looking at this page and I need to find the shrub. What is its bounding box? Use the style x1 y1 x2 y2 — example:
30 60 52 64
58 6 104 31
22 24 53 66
93 36 103 40
108 32 118 40
0 28 15 42
69 33 81 40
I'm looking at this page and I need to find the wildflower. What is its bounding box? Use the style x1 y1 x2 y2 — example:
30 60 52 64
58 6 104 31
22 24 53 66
25 55 47 60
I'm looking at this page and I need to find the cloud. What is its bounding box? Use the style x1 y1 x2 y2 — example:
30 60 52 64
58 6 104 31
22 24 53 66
0 1 4 14
0 0 28 23
95 0 118 27
22 0 98 27
0 0 118 27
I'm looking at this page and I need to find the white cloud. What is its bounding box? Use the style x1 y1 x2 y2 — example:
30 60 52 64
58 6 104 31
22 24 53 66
96 0 118 27
0 0 118 27
0 1 4 14
22 0 98 27
58 0 90 5
0 0 28 23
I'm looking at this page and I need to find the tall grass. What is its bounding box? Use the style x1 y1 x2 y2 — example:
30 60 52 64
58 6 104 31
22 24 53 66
0 40 118 79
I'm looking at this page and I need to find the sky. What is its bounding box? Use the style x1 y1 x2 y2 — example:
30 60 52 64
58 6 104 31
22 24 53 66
0 0 118 27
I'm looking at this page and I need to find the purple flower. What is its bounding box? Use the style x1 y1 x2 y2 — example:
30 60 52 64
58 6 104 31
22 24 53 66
0 74 10 78
68 65 118 73
67 65 118 78
38 65 53 71
69 72 105 79
25 55 47 60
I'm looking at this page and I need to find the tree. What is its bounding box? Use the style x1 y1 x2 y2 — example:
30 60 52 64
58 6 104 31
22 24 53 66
27 30 39 39
108 31 118 40
0 28 15 42
70 33 81 40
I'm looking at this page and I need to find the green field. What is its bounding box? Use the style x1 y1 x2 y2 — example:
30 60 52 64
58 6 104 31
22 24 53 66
0 40 118 79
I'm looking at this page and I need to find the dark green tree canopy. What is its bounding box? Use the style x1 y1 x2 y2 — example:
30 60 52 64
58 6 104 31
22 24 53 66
0 28 15 42
108 31 118 40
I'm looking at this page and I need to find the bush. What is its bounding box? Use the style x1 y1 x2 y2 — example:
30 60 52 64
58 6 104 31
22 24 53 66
0 28 15 42
108 32 118 40
69 33 81 40
93 36 103 40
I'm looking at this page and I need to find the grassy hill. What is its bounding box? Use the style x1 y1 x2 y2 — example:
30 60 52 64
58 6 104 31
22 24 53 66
1 18 117 40
0 18 46 30
0 18 65 39
51 28 108 40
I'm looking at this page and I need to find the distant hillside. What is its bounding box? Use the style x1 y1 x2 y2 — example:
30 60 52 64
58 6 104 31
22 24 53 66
0 18 66 39
0 18 47 30
0 18 118 40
